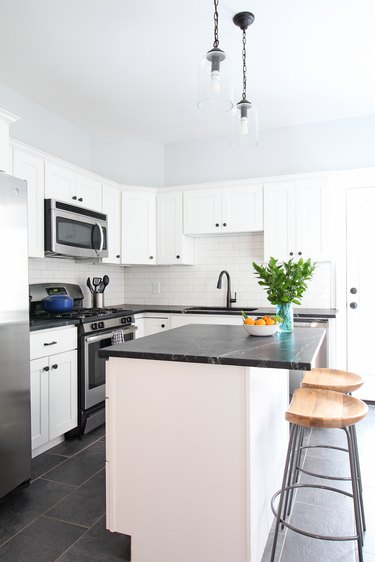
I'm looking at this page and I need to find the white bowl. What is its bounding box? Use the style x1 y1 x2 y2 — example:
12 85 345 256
242 323 279 336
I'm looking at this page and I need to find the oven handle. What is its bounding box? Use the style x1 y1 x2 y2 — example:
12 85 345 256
85 325 137 344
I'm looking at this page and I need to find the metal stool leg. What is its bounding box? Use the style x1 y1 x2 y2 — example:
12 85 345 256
286 426 305 517
344 426 364 562
270 424 298 562
282 424 301 526
352 425 366 535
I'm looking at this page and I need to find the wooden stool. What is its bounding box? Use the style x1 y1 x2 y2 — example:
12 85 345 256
270 388 368 562
298 367 366 534
301 367 364 393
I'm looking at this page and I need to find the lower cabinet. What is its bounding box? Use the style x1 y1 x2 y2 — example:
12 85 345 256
134 314 171 338
170 314 242 329
30 327 77 456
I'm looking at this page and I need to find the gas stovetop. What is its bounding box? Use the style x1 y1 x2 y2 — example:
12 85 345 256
31 307 134 322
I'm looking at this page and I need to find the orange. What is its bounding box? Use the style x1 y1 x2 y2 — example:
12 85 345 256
266 318 276 325
255 319 266 325
244 317 255 325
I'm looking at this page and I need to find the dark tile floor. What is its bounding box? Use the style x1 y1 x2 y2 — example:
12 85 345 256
0 426 130 561
1 409 373 561
262 405 375 562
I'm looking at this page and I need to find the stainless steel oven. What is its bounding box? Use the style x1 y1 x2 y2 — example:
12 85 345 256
83 326 136 410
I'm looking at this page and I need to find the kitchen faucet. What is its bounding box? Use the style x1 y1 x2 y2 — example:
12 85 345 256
216 270 237 309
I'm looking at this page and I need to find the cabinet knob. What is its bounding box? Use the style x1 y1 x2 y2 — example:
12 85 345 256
72 196 77 200
116 254 120 259
215 223 219 227
51 364 58 370
289 252 294 256
350 287 357 294
297 251 302 256
176 255 180 259
149 256 154 260
350 302 358 309
161 324 165 328
78 197 83 202
43 366 50 371
222 222 227 227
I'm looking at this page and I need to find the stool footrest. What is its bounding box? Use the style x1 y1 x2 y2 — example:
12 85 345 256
297 465 351 482
271 484 359 542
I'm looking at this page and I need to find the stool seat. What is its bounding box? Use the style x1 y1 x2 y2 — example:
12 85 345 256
286 388 368 429
301 368 364 393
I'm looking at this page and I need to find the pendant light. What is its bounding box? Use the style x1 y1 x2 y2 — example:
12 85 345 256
197 0 233 113
231 11 259 148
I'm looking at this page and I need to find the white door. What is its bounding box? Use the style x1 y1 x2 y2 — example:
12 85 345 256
295 178 327 261
13 147 45 257
49 350 78 439
45 161 76 204
221 185 263 233
347 187 375 399
121 190 156 264
102 183 122 264
183 188 221 235
263 182 295 261
30 357 49 450
75 173 102 211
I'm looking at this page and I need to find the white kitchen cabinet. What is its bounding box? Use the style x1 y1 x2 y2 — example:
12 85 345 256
170 314 242 329
30 326 77 456
133 315 145 338
121 190 156 264
143 316 170 336
183 184 263 235
102 183 122 264
157 191 194 264
263 177 329 262
45 161 102 211
12 145 45 257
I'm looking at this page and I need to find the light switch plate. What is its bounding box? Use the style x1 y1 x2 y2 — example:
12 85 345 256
152 282 160 294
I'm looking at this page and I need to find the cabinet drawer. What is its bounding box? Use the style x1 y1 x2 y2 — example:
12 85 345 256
30 326 77 360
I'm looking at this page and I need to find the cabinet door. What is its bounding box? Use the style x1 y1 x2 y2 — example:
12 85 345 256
221 185 263 233
183 189 222 235
157 191 194 265
30 357 49 450
75 173 102 211
45 161 76 204
143 317 170 336
294 178 328 261
263 182 296 262
49 350 78 439
121 190 156 264
13 147 45 257
102 183 122 264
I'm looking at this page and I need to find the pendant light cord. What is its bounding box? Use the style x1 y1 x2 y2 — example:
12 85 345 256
242 29 247 100
213 0 219 47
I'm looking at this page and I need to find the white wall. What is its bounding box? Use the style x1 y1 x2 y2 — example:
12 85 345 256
122 233 332 309
28 259 126 308
164 115 375 185
90 134 164 186
0 82 92 169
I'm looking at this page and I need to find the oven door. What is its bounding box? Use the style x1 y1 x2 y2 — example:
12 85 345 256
83 326 136 409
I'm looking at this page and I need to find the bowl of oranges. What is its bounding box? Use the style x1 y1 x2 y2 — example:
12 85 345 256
241 312 283 336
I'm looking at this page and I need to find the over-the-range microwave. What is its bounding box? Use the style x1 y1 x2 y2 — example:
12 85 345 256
45 199 108 259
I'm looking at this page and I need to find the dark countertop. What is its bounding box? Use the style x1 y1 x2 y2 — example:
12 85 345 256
99 324 325 370
29 319 79 332
114 304 337 319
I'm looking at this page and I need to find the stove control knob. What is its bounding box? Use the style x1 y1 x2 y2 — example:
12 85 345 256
127 316 132 324
91 323 97 330
121 317 127 324
98 321 105 329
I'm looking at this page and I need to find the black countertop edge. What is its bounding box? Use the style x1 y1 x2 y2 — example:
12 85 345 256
114 304 338 319
29 319 80 332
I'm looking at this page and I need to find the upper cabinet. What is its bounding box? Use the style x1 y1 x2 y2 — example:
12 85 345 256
12 145 45 258
45 161 102 211
263 176 330 262
157 191 194 265
102 183 122 265
183 184 263 235
121 190 156 265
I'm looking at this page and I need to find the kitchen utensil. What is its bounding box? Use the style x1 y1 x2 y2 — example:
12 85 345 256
92 277 102 292
93 292 104 308
102 275 109 291
42 295 74 313
86 277 94 294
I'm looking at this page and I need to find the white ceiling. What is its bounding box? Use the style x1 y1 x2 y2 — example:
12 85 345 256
0 0 374 144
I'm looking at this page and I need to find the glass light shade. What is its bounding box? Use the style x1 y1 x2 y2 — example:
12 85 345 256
230 100 259 149
197 48 233 113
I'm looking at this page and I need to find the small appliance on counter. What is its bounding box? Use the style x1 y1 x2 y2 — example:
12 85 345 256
29 283 136 435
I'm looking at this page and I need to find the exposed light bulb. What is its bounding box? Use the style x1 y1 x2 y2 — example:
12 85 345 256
240 116 248 135
210 70 221 93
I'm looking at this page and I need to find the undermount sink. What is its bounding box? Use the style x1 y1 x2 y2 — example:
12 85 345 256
184 306 258 314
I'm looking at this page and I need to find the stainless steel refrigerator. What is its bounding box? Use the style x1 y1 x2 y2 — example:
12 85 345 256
0 172 31 498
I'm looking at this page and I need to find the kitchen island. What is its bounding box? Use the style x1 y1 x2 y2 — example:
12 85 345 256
100 324 325 562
